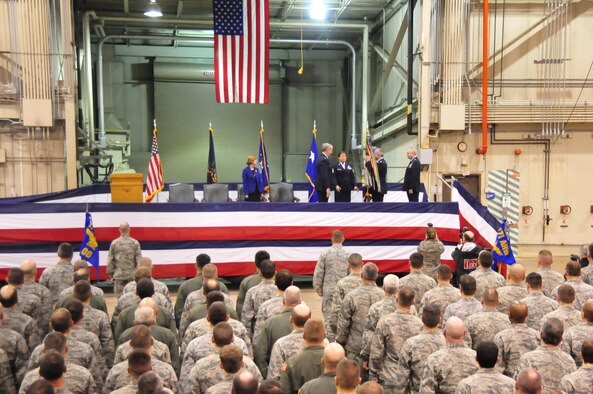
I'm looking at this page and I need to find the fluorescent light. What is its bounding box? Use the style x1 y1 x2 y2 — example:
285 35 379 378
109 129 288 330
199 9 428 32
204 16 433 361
144 0 163 17
310 0 327 20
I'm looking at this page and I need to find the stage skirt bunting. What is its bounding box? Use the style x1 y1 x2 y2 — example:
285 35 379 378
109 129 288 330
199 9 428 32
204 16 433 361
0 202 459 279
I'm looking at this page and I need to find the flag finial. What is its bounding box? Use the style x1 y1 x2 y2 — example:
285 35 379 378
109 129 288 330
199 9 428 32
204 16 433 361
261 120 264 130
313 120 316 130
153 118 156 128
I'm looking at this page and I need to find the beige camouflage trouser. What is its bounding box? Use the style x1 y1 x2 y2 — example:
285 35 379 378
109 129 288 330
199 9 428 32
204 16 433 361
322 293 335 341
113 279 132 296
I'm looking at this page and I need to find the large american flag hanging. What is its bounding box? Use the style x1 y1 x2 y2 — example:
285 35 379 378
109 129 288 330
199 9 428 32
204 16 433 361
145 123 164 202
213 0 269 104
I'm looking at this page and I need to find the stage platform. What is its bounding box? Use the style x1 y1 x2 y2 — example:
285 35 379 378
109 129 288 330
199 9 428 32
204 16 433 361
0 199 460 280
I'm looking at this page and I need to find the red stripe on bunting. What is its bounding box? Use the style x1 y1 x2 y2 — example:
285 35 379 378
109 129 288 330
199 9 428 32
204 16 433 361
0 227 461 243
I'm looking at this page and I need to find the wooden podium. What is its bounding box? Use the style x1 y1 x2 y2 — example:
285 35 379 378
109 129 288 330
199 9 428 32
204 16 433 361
110 173 144 203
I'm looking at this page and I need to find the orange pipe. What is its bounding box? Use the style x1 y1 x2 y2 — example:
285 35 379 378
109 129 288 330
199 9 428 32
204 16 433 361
477 0 489 155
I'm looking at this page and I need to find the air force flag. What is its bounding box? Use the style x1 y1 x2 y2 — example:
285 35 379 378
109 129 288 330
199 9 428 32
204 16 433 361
493 219 516 267
80 212 100 278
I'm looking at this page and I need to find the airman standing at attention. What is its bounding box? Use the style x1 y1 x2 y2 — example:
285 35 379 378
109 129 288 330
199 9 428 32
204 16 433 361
107 222 142 296
313 230 350 341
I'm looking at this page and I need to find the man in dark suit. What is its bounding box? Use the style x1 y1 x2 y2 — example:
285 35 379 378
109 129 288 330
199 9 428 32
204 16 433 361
315 143 334 203
403 148 421 202
365 148 387 202
333 151 357 202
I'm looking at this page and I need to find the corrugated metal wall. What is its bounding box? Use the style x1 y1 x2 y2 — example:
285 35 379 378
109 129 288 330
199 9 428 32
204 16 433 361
154 81 283 183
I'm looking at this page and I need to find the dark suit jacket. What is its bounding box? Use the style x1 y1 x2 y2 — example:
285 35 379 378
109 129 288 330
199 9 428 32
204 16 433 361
333 162 356 192
242 166 264 195
315 153 334 192
366 158 387 194
403 156 421 192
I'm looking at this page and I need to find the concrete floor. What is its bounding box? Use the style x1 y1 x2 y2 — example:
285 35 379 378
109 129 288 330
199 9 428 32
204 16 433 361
104 243 576 318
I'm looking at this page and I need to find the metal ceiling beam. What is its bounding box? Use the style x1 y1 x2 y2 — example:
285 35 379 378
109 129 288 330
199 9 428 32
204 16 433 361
334 0 353 22
123 0 129 15
372 44 417 87
176 1 184 18
281 0 298 21
367 9 408 121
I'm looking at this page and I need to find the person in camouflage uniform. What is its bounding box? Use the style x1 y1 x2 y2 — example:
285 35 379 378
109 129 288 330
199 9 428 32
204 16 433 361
64 300 107 378
111 369 172 394
267 305 321 380
420 317 478 394
559 339 593 394
336 263 383 362
0 304 29 387
328 254 363 335
469 250 506 301
184 344 261 394
174 255 230 324
313 230 350 341
72 281 115 368
180 279 234 337
465 288 511 349
497 264 528 314
113 328 171 365
442 274 482 328
112 275 173 328
0 348 15 394
418 264 460 314
183 302 251 354
561 300 593 367
20 260 53 339
583 243 593 284
39 243 74 304
360 274 400 362
252 270 296 342
515 368 542 394
105 350 178 394
0 285 40 351
521 272 558 330
493 302 540 377
539 284 582 331
6 269 41 325
236 251 270 319
180 322 250 378
179 290 237 339
514 318 577 392
417 226 445 279
392 304 444 393
55 268 108 315
535 249 565 297
550 261 593 310
280 319 326 394
122 257 170 299
456 341 515 394
117 305 180 375
369 287 423 390
254 287 301 377
298 343 345 394
400 253 437 303
19 350 95 394
241 260 278 338
27 313 103 392
106 222 142 296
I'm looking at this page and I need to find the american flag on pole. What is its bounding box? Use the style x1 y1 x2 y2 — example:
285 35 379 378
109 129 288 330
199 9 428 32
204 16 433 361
145 121 164 202
213 0 269 104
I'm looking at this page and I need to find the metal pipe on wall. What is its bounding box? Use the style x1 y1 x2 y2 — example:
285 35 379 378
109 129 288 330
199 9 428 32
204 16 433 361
96 35 357 150
406 0 417 135
477 0 489 155
82 11 97 146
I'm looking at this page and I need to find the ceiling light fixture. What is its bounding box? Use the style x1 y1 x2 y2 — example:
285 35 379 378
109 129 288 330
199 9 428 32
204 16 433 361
144 0 163 18
310 0 327 21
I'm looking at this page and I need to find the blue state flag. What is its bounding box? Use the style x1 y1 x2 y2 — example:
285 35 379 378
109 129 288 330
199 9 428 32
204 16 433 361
492 219 516 271
305 128 318 202
80 212 100 279
258 127 270 193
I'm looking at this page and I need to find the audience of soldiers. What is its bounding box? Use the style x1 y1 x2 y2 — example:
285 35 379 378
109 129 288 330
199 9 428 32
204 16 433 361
1 232 593 394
